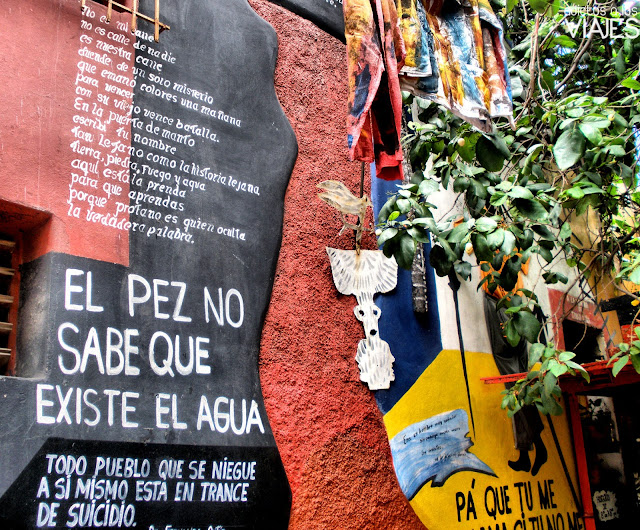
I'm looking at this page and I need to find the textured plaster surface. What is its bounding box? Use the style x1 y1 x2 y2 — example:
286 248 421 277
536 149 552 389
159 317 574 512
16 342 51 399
249 1 425 528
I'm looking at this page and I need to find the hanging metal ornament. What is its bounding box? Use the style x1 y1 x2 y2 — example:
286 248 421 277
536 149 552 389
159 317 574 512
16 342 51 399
326 248 398 390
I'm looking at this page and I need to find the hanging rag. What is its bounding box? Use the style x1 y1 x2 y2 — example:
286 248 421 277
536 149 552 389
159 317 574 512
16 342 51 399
342 0 513 177
399 0 513 132
344 0 406 181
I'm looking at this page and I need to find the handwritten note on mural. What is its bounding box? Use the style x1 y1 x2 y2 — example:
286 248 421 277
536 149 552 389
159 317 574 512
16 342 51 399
389 409 494 498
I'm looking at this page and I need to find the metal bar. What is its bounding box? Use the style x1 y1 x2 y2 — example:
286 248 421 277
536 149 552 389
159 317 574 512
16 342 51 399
355 162 365 253
106 0 170 31
0 240 15 251
0 267 15 277
131 0 138 34
546 414 581 511
154 0 160 42
0 295 14 305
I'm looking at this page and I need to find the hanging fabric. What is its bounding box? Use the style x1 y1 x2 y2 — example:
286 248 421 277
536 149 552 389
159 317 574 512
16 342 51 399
399 0 513 132
344 0 406 181
342 0 513 178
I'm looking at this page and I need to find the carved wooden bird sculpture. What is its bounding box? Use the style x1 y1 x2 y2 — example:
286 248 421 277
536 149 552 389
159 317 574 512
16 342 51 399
317 180 372 245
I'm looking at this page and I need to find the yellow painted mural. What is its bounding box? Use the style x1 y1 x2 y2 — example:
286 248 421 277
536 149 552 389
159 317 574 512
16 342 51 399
384 350 583 530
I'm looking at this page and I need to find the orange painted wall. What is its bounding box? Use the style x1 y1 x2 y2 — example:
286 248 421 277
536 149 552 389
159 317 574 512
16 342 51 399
250 1 424 527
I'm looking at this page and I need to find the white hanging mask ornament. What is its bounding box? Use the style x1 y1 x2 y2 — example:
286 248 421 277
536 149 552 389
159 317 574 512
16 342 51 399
326 248 398 390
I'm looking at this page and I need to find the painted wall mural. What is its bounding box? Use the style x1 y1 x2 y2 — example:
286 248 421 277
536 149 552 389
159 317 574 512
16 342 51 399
264 0 344 40
0 0 295 527
0 0 599 528
371 177 585 530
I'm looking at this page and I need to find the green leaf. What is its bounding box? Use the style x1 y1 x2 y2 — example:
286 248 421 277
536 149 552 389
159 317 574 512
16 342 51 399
553 128 586 170
529 343 545 367
607 145 626 157
504 319 521 347
564 187 585 200
429 245 453 277
396 233 417 270
549 359 568 377
418 179 440 196
558 351 576 362
559 223 572 241
537 246 554 263
501 231 517 255
543 372 558 399
612 355 629 377
631 353 640 374
377 228 398 247
578 123 603 145
629 267 640 284
508 186 535 200
396 198 411 214
454 261 472 280
476 217 498 233
615 47 626 76
413 217 439 235
408 226 430 243
552 35 577 48
565 360 587 373
582 117 611 129
471 233 493 262
514 311 542 343
529 0 551 14
488 134 511 159
487 228 505 250
532 224 555 240
456 134 479 163
541 70 555 91
520 229 534 250
492 251 505 271
470 179 488 200
514 198 548 221
378 196 397 223
476 136 505 172
448 223 470 243
490 191 509 207
453 176 471 193
621 77 640 90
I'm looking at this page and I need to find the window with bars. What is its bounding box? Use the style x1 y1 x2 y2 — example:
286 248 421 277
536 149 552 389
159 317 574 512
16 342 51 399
84 0 169 41
0 201 52 377
0 236 17 375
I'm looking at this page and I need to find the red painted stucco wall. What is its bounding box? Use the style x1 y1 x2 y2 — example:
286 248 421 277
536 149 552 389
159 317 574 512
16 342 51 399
249 2 424 528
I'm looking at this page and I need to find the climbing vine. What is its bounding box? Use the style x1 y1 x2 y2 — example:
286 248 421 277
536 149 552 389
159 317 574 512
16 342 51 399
377 0 640 415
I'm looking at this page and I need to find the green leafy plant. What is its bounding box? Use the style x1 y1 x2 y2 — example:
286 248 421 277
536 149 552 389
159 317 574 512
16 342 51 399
377 0 640 415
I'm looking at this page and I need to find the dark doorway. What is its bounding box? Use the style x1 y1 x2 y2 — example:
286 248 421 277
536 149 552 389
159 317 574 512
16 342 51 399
563 320 603 363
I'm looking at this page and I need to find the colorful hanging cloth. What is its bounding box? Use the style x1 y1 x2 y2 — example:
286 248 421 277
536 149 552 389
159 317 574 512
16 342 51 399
344 0 406 181
343 0 513 178
399 0 513 132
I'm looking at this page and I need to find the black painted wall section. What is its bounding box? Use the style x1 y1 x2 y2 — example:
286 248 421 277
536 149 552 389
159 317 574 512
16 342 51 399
0 0 297 527
265 0 345 40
